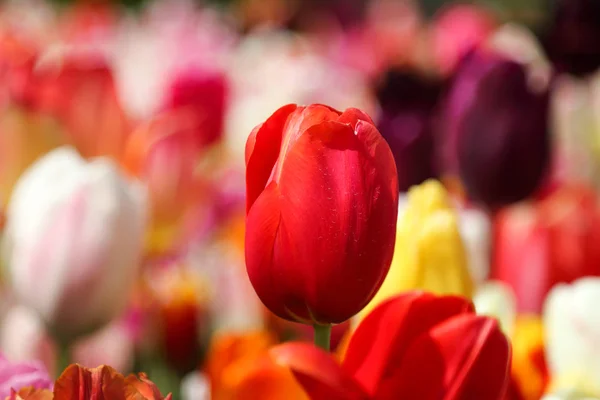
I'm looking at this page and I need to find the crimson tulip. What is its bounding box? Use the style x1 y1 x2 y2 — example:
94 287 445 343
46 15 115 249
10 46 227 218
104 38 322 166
245 104 398 325
271 292 511 399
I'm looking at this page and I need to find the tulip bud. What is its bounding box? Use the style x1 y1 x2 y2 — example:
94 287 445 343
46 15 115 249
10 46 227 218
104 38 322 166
374 69 442 192
362 180 473 318
541 0 600 77
443 49 551 208
3 146 147 340
245 104 398 324
493 184 600 313
544 278 600 397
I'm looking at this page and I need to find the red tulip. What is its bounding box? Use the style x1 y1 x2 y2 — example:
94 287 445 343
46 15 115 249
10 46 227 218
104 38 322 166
245 104 399 324
271 292 511 399
493 184 600 313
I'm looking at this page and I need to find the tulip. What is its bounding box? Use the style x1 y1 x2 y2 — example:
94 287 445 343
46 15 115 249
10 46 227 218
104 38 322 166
181 372 210 400
161 70 228 149
0 355 53 399
272 292 511 399
361 180 473 318
442 48 550 208
541 0 600 77
123 111 203 255
11 364 171 400
493 184 600 313
203 331 308 399
543 277 600 397
28 52 132 161
374 69 442 191
245 104 398 326
3 146 147 340
146 263 206 375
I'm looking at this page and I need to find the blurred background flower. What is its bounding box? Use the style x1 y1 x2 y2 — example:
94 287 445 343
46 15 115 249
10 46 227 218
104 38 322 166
2 0 600 398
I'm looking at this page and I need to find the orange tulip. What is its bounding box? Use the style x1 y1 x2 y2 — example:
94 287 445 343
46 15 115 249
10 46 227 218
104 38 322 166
203 331 307 400
11 365 172 400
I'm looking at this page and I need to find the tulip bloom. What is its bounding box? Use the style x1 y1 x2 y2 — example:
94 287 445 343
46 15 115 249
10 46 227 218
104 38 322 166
543 278 600 397
203 331 308 400
272 292 511 399
493 184 600 313
361 180 473 318
4 147 147 340
8 364 171 400
245 104 398 324
442 49 550 209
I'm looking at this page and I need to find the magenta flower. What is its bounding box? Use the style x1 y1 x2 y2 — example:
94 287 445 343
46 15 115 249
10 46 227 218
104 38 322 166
0 355 52 399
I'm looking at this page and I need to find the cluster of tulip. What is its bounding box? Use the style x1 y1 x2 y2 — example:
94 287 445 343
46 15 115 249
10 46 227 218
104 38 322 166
1 0 600 399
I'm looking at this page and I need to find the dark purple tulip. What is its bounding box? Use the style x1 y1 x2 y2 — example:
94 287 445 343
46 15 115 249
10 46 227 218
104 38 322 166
375 69 443 192
541 0 600 77
446 50 550 209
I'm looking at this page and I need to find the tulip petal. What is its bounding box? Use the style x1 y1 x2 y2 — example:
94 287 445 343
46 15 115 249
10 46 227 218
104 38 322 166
375 315 510 400
343 293 473 395
245 182 292 319
271 120 398 323
53 364 127 400
270 343 368 400
337 108 375 127
246 104 297 212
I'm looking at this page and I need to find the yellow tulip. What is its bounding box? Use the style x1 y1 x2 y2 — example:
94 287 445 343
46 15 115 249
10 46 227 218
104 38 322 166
360 180 473 318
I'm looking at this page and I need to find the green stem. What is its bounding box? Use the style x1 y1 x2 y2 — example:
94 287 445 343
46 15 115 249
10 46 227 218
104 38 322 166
56 342 71 378
313 324 332 352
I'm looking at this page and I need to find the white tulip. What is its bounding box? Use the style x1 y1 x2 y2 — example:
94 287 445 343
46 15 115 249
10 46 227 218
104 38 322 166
3 147 147 340
544 278 600 396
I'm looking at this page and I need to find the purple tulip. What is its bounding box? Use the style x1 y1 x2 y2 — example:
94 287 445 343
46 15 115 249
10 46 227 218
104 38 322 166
541 0 600 77
0 355 52 398
375 69 444 192
443 49 550 208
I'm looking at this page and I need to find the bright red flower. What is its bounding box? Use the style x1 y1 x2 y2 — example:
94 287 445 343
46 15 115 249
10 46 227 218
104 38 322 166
271 292 511 400
245 104 399 324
